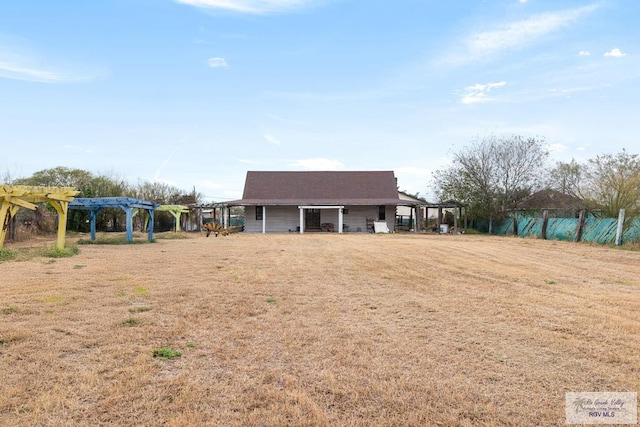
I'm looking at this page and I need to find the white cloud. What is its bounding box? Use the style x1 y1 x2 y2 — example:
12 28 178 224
289 158 344 170
547 143 567 153
0 61 72 83
579 50 591 56
264 134 281 145
519 0 528 3
176 0 318 14
462 5 597 61
207 57 228 68
604 48 627 57
461 81 506 104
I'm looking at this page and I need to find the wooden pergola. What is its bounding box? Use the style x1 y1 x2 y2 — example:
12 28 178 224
1 185 79 249
191 202 232 231
154 205 190 232
423 200 468 232
69 197 159 243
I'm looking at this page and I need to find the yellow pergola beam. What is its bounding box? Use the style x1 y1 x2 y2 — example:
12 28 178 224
3 196 38 211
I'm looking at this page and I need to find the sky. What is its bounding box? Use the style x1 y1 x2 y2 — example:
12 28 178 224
1 0 638 202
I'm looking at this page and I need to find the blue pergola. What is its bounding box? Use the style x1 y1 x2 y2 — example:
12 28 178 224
69 197 159 242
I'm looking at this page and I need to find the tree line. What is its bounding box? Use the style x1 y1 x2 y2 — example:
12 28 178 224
432 135 640 222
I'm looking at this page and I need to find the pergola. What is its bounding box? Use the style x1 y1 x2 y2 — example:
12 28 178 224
154 205 190 232
69 197 159 243
192 202 231 230
1 185 79 249
424 200 467 232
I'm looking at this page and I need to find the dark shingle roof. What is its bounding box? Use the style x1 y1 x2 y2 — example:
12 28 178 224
230 171 401 206
515 189 586 210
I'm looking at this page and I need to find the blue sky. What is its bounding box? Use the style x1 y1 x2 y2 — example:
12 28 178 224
1 0 638 201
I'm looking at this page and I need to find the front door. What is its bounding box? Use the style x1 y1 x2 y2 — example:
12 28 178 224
305 209 321 231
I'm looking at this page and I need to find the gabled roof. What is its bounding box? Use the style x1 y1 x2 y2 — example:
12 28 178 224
229 171 402 206
515 189 586 211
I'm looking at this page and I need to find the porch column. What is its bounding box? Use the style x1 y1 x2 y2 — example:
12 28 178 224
338 207 343 234
262 206 266 234
299 208 304 234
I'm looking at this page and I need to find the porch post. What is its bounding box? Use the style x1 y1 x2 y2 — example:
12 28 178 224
262 206 266 234
338 207 343 234
299 207 304 234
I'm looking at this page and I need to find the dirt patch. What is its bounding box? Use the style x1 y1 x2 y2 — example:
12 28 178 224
1 233 639 426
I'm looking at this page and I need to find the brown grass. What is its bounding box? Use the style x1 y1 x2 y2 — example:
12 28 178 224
1 232 639 426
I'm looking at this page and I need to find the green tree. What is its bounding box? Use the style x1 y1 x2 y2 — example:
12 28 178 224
583 150 640 217
85 173 130 198
432 134 548 227
14 166 93 189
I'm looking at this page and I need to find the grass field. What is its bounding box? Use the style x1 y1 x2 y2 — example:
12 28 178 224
1 232 639 426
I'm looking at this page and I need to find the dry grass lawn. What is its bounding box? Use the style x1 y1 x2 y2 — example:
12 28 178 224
1 232 639 426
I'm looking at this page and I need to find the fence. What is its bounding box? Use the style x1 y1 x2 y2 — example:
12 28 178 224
476 210 640 245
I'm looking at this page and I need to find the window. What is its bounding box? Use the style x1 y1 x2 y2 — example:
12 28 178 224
255 206 263 220
378 205 386 221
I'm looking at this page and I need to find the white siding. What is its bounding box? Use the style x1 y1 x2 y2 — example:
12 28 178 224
244 206 299 233
243 205 396 233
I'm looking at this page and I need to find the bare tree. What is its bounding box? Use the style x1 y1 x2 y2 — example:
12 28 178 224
546 159 584 197
432 134 548 226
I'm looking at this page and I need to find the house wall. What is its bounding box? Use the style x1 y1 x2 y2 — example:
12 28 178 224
243 205 396 233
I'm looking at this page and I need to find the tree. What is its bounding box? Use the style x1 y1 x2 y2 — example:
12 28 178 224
546 159 584 197
85 173 130 198
432 134 548 225
134 180 184 204
14 166 94 189
582 149 640 217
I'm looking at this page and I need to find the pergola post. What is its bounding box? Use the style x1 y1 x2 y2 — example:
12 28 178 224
90 210 98 240
48 200 72 250
0 202 21 247
124 207 134 243
147 209 155 241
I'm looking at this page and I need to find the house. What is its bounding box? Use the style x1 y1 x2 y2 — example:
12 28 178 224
229 171 411 233
514 189 587 214
397 191 427 231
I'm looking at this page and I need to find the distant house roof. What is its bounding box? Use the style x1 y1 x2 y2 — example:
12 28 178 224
515 189 586 211
398 191 428 204
229 171 403 206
